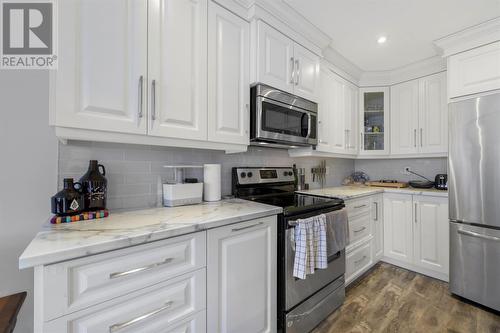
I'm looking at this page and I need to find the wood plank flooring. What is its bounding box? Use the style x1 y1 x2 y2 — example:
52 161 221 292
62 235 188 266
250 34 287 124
313 263 500 333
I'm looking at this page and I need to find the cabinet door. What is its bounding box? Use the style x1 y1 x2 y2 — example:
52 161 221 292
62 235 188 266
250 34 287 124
448 41 500 98
359 87 390 155
256 21 294 93
344 82 358 154
52 0 147 134
413 196 449 275
390 80 419 155
316 67 333 152
148 0 208 140
372 194 384 261
383 193 413 263
207 1 250 145
419 72 447 154
292 43 320 102
330 74 347 152
207 217 277 333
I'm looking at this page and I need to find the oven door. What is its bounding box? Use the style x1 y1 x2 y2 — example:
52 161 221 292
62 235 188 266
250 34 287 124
284 214 345 310
254 96 317 146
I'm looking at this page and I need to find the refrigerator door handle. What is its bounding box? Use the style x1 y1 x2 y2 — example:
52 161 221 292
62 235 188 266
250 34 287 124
458 229 500 242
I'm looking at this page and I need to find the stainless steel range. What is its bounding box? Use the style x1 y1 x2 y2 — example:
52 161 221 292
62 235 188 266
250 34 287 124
232 167 346 333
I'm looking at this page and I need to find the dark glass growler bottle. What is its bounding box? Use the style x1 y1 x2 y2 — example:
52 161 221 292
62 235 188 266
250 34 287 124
51 178 84 216
79 160 107 210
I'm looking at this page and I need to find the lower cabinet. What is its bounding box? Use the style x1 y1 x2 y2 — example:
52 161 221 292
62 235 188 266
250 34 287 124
372 194 384 261
207 216 277 333
383 193 449 281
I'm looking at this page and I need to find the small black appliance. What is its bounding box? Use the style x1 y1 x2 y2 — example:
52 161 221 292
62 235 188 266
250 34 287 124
435 174 448 190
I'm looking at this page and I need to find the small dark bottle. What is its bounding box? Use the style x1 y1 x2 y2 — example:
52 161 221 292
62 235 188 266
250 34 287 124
79 160 107 210
51 178 84 216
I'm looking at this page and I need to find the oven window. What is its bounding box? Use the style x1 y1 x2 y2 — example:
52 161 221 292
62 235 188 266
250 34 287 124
261 101 308 137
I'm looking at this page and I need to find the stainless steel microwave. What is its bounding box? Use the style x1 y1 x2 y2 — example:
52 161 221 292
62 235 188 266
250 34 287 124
250 84 318 148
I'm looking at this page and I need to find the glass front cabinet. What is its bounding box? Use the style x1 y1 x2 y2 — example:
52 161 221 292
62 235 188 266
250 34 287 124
359 87 390 155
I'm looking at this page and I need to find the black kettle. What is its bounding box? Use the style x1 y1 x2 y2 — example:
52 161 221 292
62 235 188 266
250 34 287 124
51 178 84 216
79 160 107 210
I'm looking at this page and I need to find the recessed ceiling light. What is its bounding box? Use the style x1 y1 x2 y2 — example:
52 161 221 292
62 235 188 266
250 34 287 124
377 36 387 44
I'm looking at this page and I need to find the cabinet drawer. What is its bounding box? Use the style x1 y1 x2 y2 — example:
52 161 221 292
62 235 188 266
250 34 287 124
348 212 371 245
44 232 206 321
44 269 206 333
346 197 371 217
346 242 372 283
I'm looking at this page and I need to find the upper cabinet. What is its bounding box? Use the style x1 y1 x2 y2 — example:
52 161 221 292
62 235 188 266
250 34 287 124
391 72 447 155
254 21 320 102
51 0 148 135
448 41 500 99
51 0 250 152
207 1 250 145
148 0 208 140
359 88 390 155
316 67 358 155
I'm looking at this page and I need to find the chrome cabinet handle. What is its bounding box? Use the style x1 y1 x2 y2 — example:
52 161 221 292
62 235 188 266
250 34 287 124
290 57 295 84
354 204 367 209
109 301 174 332
360 132 364 150
232 222 263 232
458 229 500 242
414 129 417 148
138 75 144 120
354 226 367 233
420 128 423 147
354 255 367 265
295 59 300 86
414 203 417 223
374 202 378 221
151 79 157 121
109 257 174 279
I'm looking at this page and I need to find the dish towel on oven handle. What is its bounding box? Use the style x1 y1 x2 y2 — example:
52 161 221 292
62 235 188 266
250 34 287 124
324 208 349 255
292 214 327 279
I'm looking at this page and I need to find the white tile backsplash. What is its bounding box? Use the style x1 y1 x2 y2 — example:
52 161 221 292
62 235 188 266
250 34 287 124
58 141 354 210
354 158 448 182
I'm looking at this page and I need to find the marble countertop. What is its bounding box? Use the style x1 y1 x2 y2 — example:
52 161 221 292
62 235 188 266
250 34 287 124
297 185 448 200
19 199 282 269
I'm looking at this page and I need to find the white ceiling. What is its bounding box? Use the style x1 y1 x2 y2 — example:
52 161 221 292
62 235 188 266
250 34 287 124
284 0 500 71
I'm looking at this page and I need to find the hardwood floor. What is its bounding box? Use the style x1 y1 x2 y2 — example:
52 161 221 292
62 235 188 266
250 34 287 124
313 263 500 333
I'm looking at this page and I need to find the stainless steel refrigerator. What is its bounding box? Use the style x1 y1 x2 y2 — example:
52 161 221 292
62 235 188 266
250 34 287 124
449 92 500 311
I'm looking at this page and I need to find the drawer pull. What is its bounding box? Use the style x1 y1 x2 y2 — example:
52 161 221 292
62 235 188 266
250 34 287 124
232 222 263 232
109 301 174 332
109 257 174 279
354 204 367 209
354 255 367 265
353 227 367 233
458 229 500 242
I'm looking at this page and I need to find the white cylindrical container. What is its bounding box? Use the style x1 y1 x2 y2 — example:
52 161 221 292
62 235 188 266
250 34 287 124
203 164 221 201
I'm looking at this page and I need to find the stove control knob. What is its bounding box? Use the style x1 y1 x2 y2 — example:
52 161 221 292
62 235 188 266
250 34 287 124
240 172 246 178
288 171 293 176
247 172 253 178
283 171 288 176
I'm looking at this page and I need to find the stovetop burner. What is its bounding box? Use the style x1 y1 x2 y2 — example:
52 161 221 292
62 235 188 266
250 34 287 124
250 193 344 216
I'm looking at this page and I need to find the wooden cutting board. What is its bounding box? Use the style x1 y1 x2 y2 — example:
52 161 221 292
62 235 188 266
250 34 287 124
366 181 409 188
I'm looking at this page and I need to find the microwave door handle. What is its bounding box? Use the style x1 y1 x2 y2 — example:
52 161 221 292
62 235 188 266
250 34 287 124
306 113 312 138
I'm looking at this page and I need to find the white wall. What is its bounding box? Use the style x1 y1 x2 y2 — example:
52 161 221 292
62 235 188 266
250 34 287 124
0 70 57 333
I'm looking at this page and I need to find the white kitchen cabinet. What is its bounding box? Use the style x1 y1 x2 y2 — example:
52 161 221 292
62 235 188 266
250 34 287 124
292 43 320 102
448 41 500 99
255 21 319 102
413 195 449 275
256 20 295 94
316 67 358 155
207 216 277 333
391 72 447 155
148 0 208 140
207 1 250 145
383 193 449 281
372 194 384 261
359 87 390 156
51 0 148 135
418 72 448 154
383 193 414 264
390 80 420 155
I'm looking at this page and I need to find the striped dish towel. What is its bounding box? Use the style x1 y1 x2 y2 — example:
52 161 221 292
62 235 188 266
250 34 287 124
292 214 327 279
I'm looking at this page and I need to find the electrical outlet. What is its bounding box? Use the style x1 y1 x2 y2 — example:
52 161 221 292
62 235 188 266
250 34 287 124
402 167 411 175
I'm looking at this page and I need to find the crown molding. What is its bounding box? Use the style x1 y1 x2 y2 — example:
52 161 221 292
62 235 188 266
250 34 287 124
322 47 363 84
434 17 500 57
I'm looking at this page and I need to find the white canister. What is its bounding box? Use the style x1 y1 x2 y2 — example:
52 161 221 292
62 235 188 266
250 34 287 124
203 164 221 201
